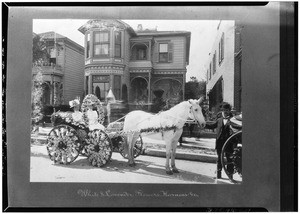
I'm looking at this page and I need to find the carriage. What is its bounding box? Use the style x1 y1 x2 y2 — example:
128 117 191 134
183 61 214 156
221 114 242 182
46 94 143 167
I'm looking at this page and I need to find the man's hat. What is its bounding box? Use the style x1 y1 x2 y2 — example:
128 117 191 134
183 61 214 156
220 102 231 110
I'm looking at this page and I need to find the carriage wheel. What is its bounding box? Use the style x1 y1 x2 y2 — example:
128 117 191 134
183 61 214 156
221 131 242 182
85 129 113 167
46 125 81 165
119 135 143 159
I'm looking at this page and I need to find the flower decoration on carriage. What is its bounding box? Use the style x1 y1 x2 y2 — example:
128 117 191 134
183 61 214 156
51 111 87 129
81 94 106 125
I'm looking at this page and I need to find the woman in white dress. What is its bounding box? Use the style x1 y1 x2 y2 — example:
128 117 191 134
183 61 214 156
69 98 83 123
86 104 105 131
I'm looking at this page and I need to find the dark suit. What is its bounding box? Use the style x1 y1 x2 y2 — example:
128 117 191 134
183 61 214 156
206 113 234 175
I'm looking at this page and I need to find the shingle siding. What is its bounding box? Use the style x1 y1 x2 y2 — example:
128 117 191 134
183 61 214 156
64 45 84 102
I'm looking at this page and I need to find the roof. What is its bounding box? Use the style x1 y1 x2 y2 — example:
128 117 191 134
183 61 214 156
38 31 66 40
136 30 191 37
36 31 84 53
78 19 136 36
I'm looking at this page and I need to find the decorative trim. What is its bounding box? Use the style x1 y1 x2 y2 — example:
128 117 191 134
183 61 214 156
85 65 124 75
93 59 110 62
86 65 124 70
85 69 123 76
129 69 151 73
154 71 185 75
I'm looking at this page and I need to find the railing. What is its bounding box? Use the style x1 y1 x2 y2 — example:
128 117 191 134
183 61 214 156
33 63 62 71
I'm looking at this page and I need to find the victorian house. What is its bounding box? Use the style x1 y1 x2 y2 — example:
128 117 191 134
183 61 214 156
32 31 85 106
78 20 191 110
205 21 242 113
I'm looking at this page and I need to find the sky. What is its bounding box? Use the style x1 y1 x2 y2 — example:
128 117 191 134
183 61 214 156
33 19 221 81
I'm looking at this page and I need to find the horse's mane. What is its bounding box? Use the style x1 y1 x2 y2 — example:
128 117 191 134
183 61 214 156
159 100 189 116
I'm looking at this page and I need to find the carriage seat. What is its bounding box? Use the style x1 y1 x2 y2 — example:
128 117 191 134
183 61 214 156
234 114 242 121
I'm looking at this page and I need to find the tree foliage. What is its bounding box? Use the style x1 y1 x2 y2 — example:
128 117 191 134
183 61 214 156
31 34 49 130
32 34 50 65
185 76 206 100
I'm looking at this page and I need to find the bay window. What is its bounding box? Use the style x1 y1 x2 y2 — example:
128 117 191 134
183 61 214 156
93 31 110 57
114 31 121 58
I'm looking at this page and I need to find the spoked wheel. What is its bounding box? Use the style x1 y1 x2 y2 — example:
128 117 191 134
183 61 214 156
221 131 242 183
118 135 143 159
46 125 81 164
85 129 113 167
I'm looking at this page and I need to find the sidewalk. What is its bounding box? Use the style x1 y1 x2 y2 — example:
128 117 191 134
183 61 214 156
31 126 217 163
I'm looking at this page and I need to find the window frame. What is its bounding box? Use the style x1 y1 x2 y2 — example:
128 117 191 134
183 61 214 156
213 51 216 74
209 63 212 80
86 33 90 59
114 31 122 58
159 43 169 62
219 32 225 65
93 31 110 58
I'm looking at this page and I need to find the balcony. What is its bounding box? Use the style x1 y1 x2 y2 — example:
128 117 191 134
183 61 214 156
32 63 63 76
129 60 152 68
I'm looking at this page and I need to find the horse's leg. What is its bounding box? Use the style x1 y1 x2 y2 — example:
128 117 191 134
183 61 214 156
165 139 173 175
130 132 140 166
127 133 135 167
171 140 179 173
171 130 183 173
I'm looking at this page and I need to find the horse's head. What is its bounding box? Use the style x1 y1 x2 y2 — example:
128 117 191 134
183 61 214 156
188 97 206 129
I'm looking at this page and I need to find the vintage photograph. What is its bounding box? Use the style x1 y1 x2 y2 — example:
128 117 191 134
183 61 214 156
30 19 243 184
6 2 296 210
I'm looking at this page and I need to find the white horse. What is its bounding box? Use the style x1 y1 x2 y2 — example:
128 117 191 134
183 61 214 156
123 97 206 175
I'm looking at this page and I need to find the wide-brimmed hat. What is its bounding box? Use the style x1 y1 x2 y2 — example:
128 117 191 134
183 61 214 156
69 99 80 108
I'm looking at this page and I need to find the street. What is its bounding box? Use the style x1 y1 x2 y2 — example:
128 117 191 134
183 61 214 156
30 144 237 184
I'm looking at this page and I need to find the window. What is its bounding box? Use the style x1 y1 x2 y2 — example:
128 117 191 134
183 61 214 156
213 51 216 74
86 33 90 58
114 31 121 58
114 75 121 100
219 33 224 64
159 43 168 62
209 63 212 80
131 43 147 60
85 76 89 94
93 82 110 100
207 70 209 82
157 42 173 63
92 75 110 100
93 31 110 57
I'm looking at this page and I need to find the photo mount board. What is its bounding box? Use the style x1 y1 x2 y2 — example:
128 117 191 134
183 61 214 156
4 2 296 211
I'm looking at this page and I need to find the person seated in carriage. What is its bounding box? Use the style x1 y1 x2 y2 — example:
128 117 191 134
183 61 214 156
86 101 105 131
205 102 234 179
69 98 83 123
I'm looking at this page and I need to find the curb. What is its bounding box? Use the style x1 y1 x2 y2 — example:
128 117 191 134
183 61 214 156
144 148 217 163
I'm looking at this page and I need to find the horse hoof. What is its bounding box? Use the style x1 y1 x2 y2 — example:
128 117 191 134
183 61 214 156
166 170 173 175
129 163 136 167
172 168 179 173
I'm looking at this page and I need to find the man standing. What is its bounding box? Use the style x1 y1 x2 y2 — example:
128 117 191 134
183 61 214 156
206 102 233 179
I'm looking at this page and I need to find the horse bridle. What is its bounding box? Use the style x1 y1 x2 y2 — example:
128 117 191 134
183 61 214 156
189 105 204 128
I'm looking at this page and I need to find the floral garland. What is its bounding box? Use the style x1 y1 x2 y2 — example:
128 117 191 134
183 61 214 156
140 125 177 134
105 124 178 138
51 112 87 129
81 94 105 125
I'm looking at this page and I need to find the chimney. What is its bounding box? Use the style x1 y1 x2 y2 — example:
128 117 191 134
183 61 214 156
137 24 143 31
